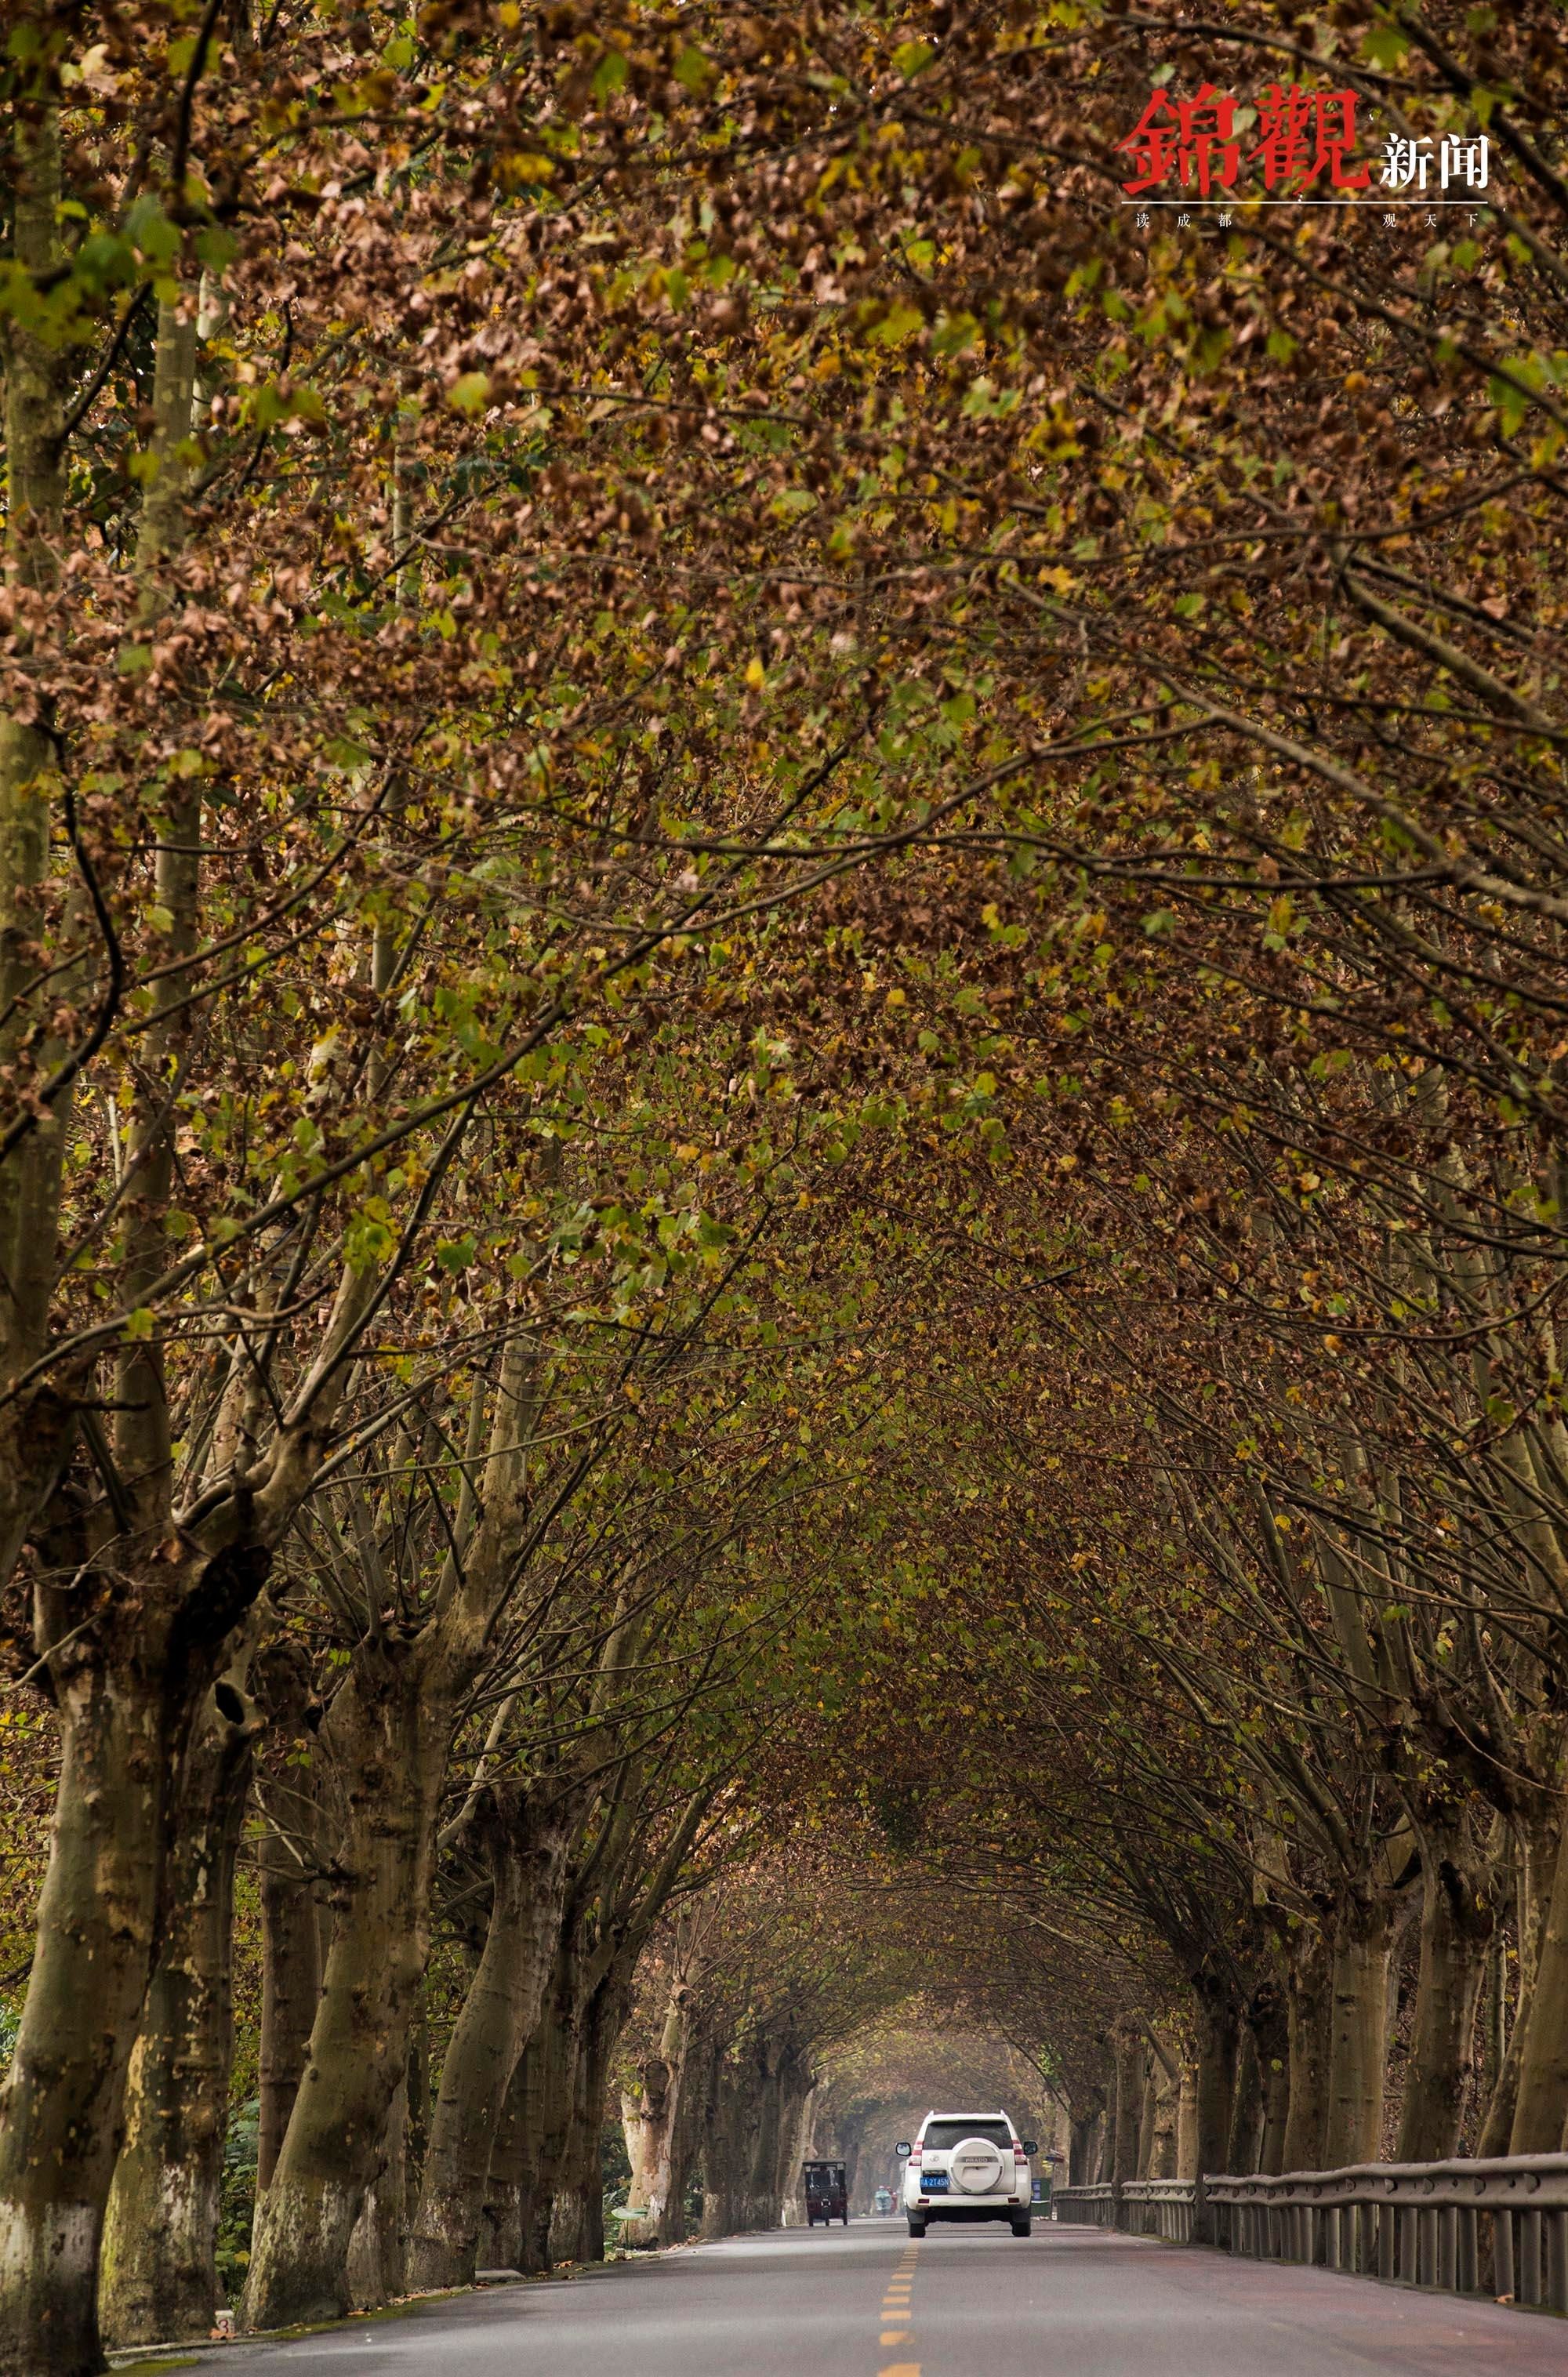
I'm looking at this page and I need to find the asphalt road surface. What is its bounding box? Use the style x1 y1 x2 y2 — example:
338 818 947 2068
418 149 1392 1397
209 2216 1568 2377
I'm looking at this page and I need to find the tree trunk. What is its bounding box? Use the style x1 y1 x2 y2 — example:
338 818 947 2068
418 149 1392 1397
622 1981 693 2245
481 2042 536 2274
528 1954 585 2272
408 1778 583 2289
1480 1810 1551 2154
0 1629 213 2377
241 1644 444 2330
1396 1832 1494 2161
701 2052 755 2237
550 1975 623 2265
1110 2028 1143 2190
1067 2096 1102 2187
1323 1898 1398 2167
1191 1986 1238 2237
661 2027 709 2243
252 1643 327 2193
1241 1979 1290 2176
256 1821 325 2195
1149 2067 1178 2178
776 2078 814 2226
1135 2052 1160 2179
1174 2065 1197 2180
1510 1809 1568 2153
1226 2027 1261 2177
98 1683 256 2345
0 91 76 1597
745 2044 784 2230
1283 1930 1328 2172
345 2082 406 2310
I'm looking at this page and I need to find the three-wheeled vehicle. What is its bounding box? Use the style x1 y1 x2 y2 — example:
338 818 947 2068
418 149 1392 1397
803 2158 849 2226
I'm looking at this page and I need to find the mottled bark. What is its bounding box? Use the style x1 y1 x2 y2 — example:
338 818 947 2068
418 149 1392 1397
660 2026 709 2242
621 2005 685 2243
0 1656 177 2377
1109 2027 1144 2190
550 1969 628 2265
1135 2052 1160 2180
773 2063 814 2226
481 2040 540 2273
1225 2027 1261 2176
252 1643 327 2192
744 2042 785 2230
517 1956 581 2272
700 2045 760 2237
1323 1897 1399 2167
1174 2065 1197 2180
1282 1929 1328 2172
1191 1988 1237 2237
240 1642 443 2329
1067 2091 1103 2187
344 2082 406 2310
1510 1812 1568 2153
1396 1833 1494 2161
1243 1980 1290 2176
99 1678 258 2345
408 1776 585 2288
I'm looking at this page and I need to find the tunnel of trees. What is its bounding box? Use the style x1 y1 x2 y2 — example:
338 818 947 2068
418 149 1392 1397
3 1 1568 2369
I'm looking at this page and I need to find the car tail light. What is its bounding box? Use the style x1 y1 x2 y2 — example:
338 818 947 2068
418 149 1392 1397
910 2147 923 2164
1014 2143 1027 2161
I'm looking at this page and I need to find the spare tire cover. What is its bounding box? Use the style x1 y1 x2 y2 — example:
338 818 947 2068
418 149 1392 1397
949 2136 1005 2194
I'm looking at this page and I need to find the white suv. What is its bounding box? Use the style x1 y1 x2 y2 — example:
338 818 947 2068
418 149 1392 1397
896 2110 1036 2237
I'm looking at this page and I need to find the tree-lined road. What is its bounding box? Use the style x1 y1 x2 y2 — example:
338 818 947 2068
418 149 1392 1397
208 2220 1568 2377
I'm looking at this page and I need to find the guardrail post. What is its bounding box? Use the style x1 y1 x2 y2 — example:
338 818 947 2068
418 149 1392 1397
1548 2208 1568 2314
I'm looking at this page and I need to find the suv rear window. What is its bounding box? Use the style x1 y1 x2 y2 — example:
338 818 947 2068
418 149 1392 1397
922 2120 1012 2151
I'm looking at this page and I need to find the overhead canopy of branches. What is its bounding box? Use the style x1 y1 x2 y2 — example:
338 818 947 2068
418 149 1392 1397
5 1 1568 2369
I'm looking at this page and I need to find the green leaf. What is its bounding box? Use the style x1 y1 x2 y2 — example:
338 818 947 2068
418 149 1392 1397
125 193 181 267
1362 22 1409 67
869 301 924 348
447 371 492 416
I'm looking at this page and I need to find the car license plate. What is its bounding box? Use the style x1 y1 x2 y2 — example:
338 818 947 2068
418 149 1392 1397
921 2173 949 2192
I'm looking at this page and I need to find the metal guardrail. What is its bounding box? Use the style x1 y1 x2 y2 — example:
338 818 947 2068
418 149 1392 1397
1209 2154 1568 2315
1051 2183 1118 2227
1120 2178 1196 2243
1051 2155 1568 2318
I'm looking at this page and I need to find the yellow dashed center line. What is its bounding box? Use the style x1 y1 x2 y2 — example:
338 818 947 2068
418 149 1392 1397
879 2246 920 2376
